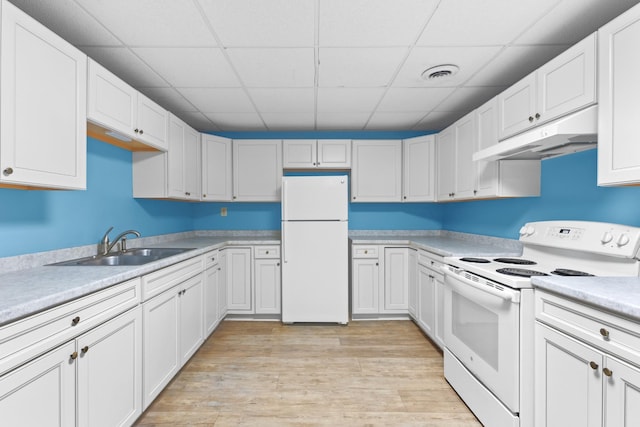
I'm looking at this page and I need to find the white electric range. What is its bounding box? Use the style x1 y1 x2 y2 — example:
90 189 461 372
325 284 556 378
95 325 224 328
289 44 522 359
441 221 640 427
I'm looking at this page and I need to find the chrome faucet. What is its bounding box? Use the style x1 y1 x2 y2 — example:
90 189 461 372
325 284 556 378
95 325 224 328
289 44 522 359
98 227 141 255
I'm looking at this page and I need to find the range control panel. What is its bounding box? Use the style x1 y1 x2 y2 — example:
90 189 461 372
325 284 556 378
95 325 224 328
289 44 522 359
519 221 640 258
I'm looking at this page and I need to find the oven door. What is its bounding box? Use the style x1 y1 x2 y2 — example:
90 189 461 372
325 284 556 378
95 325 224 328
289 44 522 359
443 269 520 412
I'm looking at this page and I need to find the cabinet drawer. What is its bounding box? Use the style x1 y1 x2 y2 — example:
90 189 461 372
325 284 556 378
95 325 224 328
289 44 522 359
418 250 443 271
254 245 280 259
352 246 379 258
142 256 203 301
536 290 640 367
203 250 220 269
0 278 141 376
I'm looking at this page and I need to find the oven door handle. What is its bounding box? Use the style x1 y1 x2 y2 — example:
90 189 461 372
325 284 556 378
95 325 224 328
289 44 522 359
441 266 520 303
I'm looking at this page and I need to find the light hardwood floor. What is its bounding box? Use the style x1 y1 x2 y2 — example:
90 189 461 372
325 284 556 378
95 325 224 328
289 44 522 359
135 320 481 426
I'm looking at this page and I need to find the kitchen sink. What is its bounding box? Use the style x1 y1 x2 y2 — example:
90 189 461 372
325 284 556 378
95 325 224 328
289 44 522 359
49 248 195 266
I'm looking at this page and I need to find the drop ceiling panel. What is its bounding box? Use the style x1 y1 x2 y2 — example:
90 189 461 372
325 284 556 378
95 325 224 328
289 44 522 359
133 47 240 87
366 112 428 130
176 111 217 131
177 88 256 113
205 113 267 131
77 0 216 46
138 87 197 113
317 88 386 112
417 0 562 46
262 112 316 130
415 111 460 130
393 46 502 88
377 88 455 112
437 87 505 112
10 0 121 47
247 89 315 112
316 112 370 130
319 0 439 46
197 0 315 47
226 48 315 87
319 48 408 87
83 47 168 88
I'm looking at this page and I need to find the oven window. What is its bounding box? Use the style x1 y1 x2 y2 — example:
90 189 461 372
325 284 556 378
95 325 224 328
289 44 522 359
452 291 499 370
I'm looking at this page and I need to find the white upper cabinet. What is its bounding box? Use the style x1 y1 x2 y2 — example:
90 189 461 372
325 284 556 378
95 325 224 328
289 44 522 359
598 3 640 186
498 33 597 139
201 134 233 201
475 97 541 199
403 135 435 202
87 58 168 151
233 140 283 202
283 139 351 169
436 127 455 201
0 0 87 190
352 140 402 202
132 114 200 201
436 113 475 201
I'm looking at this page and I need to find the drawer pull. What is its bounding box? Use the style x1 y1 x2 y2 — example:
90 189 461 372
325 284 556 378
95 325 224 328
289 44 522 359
600 328 610 338
589 361 599 370
266 250 269 254
81 346 89 354
364 250 368 254
211 257 216 262
603 367 613 377
70 351 78 360
71 316 81 326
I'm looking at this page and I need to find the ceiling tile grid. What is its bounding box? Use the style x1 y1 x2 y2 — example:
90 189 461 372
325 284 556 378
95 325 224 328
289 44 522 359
9 0 640 132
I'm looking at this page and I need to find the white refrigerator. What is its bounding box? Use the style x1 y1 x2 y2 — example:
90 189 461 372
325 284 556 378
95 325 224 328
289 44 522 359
281 175 349 324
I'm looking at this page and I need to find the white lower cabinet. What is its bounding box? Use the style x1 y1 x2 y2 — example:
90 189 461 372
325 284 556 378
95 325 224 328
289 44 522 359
407 249 418 318
218 250 228 320
254 246 281 315
351 245 410 316
417 263 435 339
203 250 222 338
226 247 253 313
142 270 204 410
412 250 444 349
535 290 640 426
0 306 142 427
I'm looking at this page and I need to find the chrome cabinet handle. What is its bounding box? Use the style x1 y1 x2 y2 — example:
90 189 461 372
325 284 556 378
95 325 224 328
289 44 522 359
3 167 13 176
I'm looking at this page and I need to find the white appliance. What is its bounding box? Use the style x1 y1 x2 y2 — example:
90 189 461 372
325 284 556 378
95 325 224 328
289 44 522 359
442 220 640 427
281 175 349 324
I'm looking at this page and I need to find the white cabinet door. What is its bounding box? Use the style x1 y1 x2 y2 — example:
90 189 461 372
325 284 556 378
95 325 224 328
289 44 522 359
142 289 179 409
598 4 640 186
475 97 499 198
283 139 316 168
604 357 640 427
433 272 445 349
407 249 418 319
498 72 537 139
535 322 603 427
417 264 435 339
383 248 409 313
317 139 351 168
403 135 435 202
0 1 87 190
226 248 252 313
351 140 402 202
254 259 281 314
218 251 228 320
0 341 76 427
178 274 204 365
233 140 283 201
352 258 380 314
202 134 233 201
166 114 200 200
136 93 169 151
537 33 596 124
454 112 476 199
436 127 455 201
77 307 142 427
183 126 201 200
204 264 220 337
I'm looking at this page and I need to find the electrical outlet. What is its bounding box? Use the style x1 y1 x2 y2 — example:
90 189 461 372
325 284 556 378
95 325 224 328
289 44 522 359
221 207 227 217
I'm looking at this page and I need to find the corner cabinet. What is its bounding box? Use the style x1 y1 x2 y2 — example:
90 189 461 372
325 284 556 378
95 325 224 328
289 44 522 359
403 136 435 202
351 140 403 202
201 135 233 201
87 58 168 152
233 140 283 202
598 3 640 186
283 139 351 169
0 0 87 190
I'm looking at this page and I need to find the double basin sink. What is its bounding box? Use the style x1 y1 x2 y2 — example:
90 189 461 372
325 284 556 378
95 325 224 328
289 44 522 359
50 247 195 267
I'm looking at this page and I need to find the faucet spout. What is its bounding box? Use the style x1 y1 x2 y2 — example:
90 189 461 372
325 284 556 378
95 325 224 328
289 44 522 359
98 228 141 255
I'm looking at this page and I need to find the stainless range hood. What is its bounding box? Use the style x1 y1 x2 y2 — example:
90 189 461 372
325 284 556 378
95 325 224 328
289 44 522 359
473 105 597 161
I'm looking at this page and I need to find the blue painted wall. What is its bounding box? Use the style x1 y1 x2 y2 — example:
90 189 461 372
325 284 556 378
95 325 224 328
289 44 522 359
442 148 640 240
0 138 194 257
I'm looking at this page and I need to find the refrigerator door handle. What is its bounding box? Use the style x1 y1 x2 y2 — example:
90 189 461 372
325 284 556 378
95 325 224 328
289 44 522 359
281 223 286 263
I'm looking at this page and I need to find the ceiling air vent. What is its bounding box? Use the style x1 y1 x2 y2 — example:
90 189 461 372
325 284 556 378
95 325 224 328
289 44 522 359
421 64 459 81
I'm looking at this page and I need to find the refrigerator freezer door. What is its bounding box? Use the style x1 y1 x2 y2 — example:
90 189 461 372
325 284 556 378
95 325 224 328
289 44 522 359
282 221 348 323
282 176 348 221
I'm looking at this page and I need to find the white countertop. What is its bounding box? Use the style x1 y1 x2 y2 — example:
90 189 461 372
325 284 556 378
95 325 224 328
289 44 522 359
532 276 640 321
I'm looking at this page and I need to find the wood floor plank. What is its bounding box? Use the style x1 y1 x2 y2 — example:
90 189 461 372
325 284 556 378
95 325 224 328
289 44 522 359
135 320 481 426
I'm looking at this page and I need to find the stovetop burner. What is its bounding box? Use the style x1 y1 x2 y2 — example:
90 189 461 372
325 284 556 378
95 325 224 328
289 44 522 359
459 257 491 263
551 268 595 277
496 268 550 277
494 258 537 265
